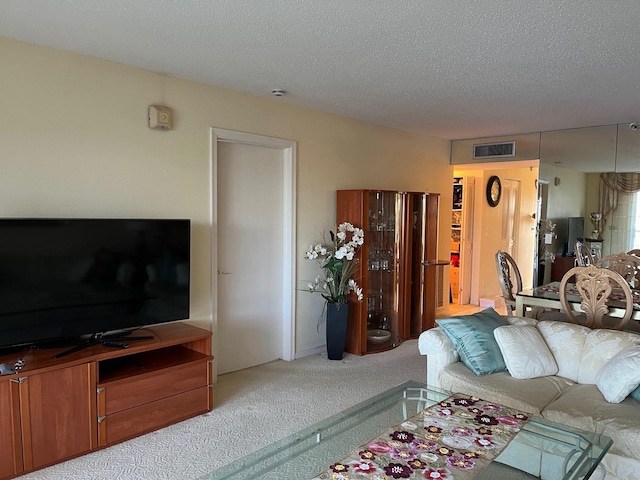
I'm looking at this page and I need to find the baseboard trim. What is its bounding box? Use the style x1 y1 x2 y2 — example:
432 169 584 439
294 345 325 360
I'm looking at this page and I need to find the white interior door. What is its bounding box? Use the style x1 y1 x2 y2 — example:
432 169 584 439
501 179 521 259
215 140 287 374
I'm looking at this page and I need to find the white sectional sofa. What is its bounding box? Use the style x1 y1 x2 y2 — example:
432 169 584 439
418 308 640 480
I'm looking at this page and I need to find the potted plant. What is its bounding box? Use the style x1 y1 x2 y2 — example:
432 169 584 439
305 222 364 359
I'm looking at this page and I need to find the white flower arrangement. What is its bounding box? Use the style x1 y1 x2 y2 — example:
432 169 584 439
305 222 364 304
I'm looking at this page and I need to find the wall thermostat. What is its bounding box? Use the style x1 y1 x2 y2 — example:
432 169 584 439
148 105 173 131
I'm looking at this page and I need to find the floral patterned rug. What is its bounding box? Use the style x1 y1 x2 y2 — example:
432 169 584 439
311 393 530 480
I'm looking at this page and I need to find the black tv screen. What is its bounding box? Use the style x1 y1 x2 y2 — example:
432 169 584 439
0 218 190 350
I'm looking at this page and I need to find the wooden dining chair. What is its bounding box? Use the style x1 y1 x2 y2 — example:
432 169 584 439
494 250 554 319
627 250 640 287
574 241 594 266
495 250 564 319
596 252 640 288
495 250 522 316
559 265 634 330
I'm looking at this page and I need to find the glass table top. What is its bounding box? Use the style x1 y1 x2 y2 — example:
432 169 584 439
520 281 640 306
516 281 640 320
202 381 612 480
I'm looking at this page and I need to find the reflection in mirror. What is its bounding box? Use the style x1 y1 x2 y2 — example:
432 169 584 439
616 122 640 173
537 123 640 287
599 172 640 254
450 123 640 290
539 125 616 173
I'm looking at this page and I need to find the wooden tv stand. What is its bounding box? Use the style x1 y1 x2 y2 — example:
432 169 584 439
0 322 212 480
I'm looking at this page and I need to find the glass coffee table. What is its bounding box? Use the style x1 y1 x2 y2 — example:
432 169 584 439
202 381 611 480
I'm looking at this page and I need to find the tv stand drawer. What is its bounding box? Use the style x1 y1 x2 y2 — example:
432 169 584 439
100 359 209 415
99 386 211 446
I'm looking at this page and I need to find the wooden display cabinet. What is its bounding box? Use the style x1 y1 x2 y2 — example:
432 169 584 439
0 322 212 480
337 190 440 355
550 256 576 282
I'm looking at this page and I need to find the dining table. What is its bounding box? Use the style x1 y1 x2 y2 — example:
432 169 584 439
515 281 640 320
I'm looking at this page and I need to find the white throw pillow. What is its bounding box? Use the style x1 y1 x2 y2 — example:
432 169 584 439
494 325 558 379
577 329 640 385
536 321 590 382
595 346 640 403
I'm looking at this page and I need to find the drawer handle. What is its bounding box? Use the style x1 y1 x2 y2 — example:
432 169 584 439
97 416 106 423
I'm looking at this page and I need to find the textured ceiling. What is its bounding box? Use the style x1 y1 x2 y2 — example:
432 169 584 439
1 1 640 140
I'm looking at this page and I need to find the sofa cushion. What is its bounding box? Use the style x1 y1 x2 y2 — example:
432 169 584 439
536 321 590 382
542 384 640 461
435 307 507 376
596 346 640 403
577 329 640 385
438 362 574 415
494 325 558 379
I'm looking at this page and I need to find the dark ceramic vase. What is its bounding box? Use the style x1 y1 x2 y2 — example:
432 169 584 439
326 303 349 360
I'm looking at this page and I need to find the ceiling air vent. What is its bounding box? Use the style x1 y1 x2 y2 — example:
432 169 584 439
473 141 516 159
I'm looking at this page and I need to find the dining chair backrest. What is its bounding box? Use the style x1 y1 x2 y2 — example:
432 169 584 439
628 250 640 286
559 265 634 330
596 252 640 287
495 250 522 316
575 241 594 266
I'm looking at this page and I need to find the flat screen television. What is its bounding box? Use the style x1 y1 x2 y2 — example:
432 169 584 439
0 218 190 355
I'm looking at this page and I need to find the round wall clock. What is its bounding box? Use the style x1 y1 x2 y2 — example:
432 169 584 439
486 175 502 207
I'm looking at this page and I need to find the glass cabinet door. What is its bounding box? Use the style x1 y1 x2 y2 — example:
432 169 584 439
407 193 427 337
365 191 401 352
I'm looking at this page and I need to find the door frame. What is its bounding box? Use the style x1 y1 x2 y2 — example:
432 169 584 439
211 128 297 367
534 179 550 287
459 176 475 305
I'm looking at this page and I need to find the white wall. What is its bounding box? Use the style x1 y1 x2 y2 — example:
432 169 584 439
0 38 452 357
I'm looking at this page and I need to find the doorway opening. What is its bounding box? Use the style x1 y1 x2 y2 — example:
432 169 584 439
447 162 538 315
211 128 296 377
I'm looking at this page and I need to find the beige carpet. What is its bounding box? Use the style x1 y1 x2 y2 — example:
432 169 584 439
17 341 428 480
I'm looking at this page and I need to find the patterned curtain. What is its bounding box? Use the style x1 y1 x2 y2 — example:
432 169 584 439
599 173 640 236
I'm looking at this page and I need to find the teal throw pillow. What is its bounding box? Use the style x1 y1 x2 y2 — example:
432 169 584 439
630 385 640 402
436 307 508 376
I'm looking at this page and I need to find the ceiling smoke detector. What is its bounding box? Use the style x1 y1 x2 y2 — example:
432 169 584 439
271 89 286 97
